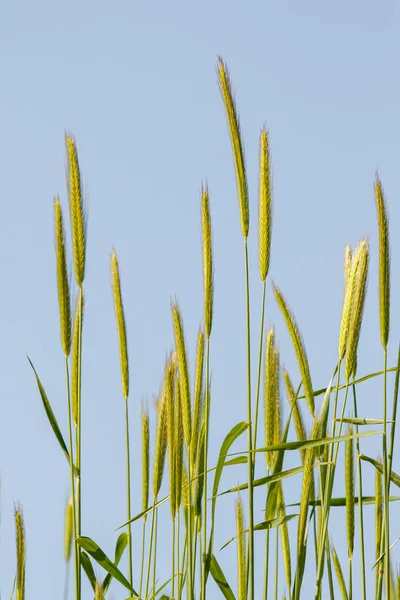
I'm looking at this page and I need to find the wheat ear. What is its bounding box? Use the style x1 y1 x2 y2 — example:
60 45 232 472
202 185 214 338
54 197 71 356
375 174 390 349
111 249 129 400
171 303 191 449
65 133 86 287
259 127 272 281
236 494 247 600
14 505 25 600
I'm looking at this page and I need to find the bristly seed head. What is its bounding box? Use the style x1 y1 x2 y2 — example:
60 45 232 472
54 197 71 357
202 184 214 338
111 249 129 400
65 133 86 288
217 57 249 238
375 173 390 350
14 505 26 600
171 302 192 449
259 127 272 282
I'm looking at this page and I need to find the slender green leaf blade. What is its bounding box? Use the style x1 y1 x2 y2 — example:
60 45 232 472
102 532 128 592
209 554 236 600
81 551 96 591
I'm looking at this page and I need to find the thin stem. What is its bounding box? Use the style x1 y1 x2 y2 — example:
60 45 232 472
253 280 267 455
124 396 133 586
352 382 366 600
325 539 334 600
244 238 254 600
172 516 176 599
65 358 78 600
145 498 157 599
382 349 390 599
274 527 279 600
139 518 147 599
187 453 194 600
348 557 353 600
263 528 270 600
202 335 211 600
152 506 158 598
76 287 83 599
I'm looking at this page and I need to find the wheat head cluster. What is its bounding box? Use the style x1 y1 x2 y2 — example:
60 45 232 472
8 57 399 600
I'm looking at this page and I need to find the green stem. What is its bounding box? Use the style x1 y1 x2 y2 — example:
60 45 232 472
145 498 157 599
202 335 211 600
172 516 176 599
314 379 350 599
65 358 78 600
382 349 390 599
263 528 270 600
244 238 254 600
76 287 83 599
140 518 147 599
253 280 267 455
274 527 278 600
187 454 194 600
387 345 400 485
124 395 133 586
152 506 158 598
351 382 366 600
348 557 353 600
325 539 334 600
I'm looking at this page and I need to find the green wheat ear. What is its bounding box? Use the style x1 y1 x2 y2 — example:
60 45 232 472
273 283 315 417
259 126 272 282
141 403 150 519
64 497 73 562
217 56 249 238
235 494 247 600
202 185 214 339
14 505 25 600
54 197 71 357
171 302 192 449
65 133 86 288
111 248 129 400
375 173 390 350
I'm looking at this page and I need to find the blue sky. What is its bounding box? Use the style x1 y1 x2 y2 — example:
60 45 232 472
0 1 399 598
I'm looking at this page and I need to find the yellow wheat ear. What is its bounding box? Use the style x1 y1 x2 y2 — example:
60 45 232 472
64 497 73 562
65 133 86 287
141 403 150 519
54 197 71 357
217 56 249 238
235 494 247 600
171 302 192 449
111 249 129 400
375 173 390 350
259 127 272 282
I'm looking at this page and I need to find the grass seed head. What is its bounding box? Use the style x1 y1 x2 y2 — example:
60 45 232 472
174 374 184 511
141 403 150 518
153 386 168 498
202 186 214 338
171 303 192 449
217 57 249 238
375 173 390 350
273 283 315 417
65 133 86 287
264 327 277 470
191 328 205 467
111 249 129 400
54 198 71 356
277 483 291 592
64 497 73 562
235 494 247 600
14 505 26 600
283 368 306 465
259 127 272 282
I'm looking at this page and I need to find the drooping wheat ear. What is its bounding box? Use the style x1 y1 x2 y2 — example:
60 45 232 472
259 127 272 282
330 542 349 600
64 497 73 562
217 56 249 238
277 482 291 592
174 373 184 511
54 198 71 356
14 505 25 600
345 238 369 381
110 249 129 400
165 355 177 519
375 174 390 350
283 367 306 465
95 581 105 600
297 418 318 558
338 244 359 361
345 426 355 559
235 494 247 600
65 133 86 287
191 328 204 466
273 283 315 417
141 403 150 518
171 302 191 449
71 289 84 427
153 388 168 498
202 185 214 338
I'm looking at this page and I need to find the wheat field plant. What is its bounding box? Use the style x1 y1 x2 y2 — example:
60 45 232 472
13 57 398 600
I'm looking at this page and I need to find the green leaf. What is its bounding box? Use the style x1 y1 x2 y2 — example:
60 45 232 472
219 465 304 497
148 577 173 599
335 417 390 425
102 532 128 593
223 456 247 467
76 536 137 595
287 495 400 508
28 357 78 474
81 551 96 591
205 422 248 580
220 514 298 551
359 454 400 487
116 495 169 529
209 554 236 600
252 430 380 454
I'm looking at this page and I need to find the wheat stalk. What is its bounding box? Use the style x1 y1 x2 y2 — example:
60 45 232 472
345 427 355 560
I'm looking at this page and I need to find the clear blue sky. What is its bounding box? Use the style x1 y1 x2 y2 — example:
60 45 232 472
0 1 399 598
